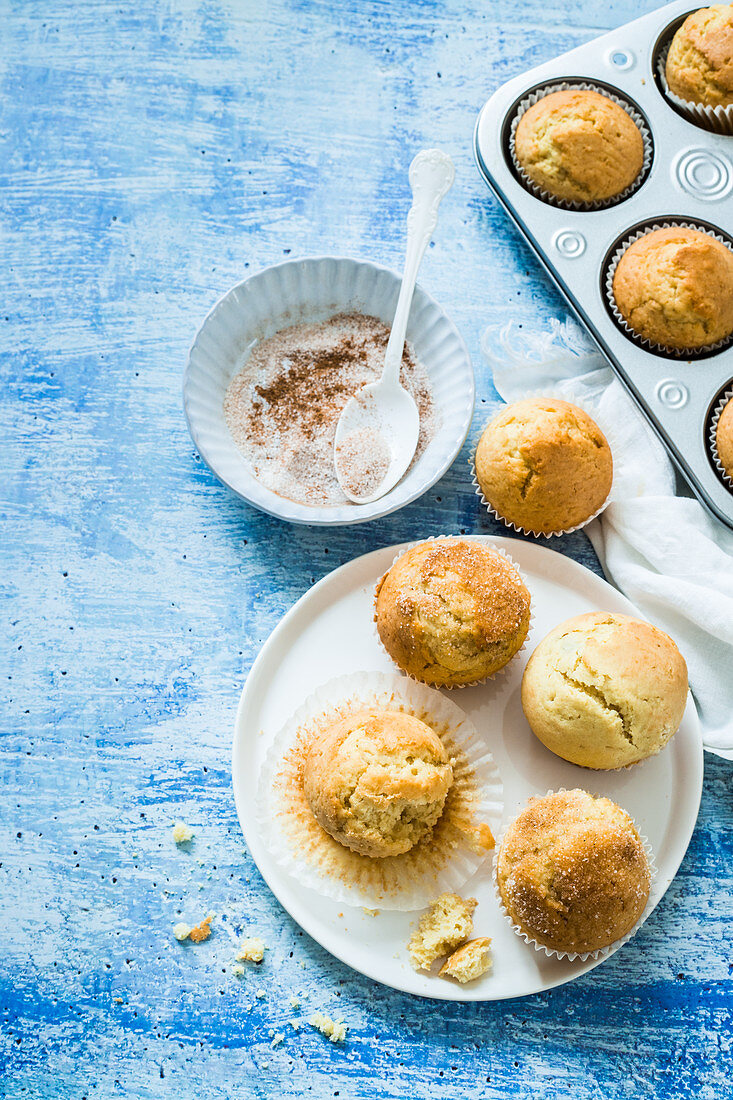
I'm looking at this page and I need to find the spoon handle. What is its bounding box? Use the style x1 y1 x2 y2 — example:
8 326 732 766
382 149 455 387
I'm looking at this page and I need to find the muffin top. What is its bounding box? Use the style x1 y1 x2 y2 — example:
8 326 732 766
521 611 688 769
474 398 612 535
716 396 733 479
514 88 645 204
375 539 531 686
497 789 651 954
302 708 453 858
612 226 733 350
666 5 733 107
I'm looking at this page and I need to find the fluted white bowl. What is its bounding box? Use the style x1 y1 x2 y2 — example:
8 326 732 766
183 257 474 525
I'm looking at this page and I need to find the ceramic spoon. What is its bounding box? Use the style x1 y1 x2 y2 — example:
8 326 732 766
333 148 455 504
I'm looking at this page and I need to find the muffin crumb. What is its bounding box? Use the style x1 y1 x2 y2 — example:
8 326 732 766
439 937 492 983
236 937 266 963
172 821 194 845
408 892 477 970
309 1011 348 1042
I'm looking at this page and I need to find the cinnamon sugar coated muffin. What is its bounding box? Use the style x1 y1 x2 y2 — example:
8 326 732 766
474 398 613 535
514 88 645 204
302 709 453 858
666 5 733 107
497 790 651 954
521 612 688 769
375 539 531 686
715 396 733 479
612 227 733 350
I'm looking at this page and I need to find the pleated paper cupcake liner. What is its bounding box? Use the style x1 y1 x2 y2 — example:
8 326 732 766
708 385 733 491
492 789 658 963
256 671 504 911
372 535 534 690
508 81 652 211
656 39 733 136
604 221 733 358
469 389 618 538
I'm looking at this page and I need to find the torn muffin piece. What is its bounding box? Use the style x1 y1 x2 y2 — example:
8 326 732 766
408 892 477 970
439 937 492 983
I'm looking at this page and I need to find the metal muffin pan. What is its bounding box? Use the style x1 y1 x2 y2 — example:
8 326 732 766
473 0 733 532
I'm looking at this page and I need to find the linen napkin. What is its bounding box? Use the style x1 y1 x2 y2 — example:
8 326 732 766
481 317 733 759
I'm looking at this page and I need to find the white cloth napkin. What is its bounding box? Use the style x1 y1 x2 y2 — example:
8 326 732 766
481 318 733 759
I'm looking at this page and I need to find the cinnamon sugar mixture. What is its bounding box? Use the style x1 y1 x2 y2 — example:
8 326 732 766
223 313 437 506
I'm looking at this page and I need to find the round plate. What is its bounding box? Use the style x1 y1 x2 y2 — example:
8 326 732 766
183 256 474 526
232 537 703 1001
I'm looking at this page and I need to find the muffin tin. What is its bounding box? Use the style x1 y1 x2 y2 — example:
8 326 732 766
474 0 733 532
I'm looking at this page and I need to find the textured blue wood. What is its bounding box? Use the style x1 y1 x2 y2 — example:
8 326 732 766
3 1 732 1096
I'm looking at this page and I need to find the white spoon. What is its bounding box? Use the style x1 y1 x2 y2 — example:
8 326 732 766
334 148 455 504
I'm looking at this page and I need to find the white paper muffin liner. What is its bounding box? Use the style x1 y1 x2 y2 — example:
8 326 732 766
605 221 733 358
508 81 653 210
709 385 733 490
373 535 535 690
493 788 658 962
256 671 504 911
469 389 618 538
656 38 733 136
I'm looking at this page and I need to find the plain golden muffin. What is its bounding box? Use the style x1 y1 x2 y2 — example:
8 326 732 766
375 539 531 686
521 612 688 769
666 5 733 107
612 226 733 350
302 709 453 858
497 789 651 954
474 398 613 535
513 88 645 204
715 396 733 478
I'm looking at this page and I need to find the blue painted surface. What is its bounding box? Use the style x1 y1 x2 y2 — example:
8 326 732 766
3 1 732 1096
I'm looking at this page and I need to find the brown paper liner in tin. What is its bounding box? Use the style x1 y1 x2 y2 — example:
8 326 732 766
493 789 657 963
656 38 733 136
605 221 733 358
508 81 653 210
372 536 534 690
709 386 733 491
256 671 503 911
469 389 618 538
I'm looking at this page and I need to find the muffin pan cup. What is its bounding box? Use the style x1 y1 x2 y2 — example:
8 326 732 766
255 670 504 911
492 789 658 963
373 535 535 690
468 389 619 537
656 36 733 136
509 80 654 211
474 0 733 531
709 385 733 488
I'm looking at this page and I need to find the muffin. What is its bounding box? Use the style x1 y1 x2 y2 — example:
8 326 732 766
715 394 733 479
474 398 613 535
521 612 688 769
408 891 477 969
513 88 645 205
496 789 651 955
666 5 733 107
375 539 531 686
612 226 733 351
303 708 453 857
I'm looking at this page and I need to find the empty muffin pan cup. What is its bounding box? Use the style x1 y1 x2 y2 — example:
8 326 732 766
655 27 733 136
604 220 733 359
508 80 653 210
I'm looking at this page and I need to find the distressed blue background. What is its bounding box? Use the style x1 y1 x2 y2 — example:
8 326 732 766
3 1 731 1096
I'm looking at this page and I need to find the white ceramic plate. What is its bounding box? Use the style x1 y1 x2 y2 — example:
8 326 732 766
183 257 474 525
232 537 703 1001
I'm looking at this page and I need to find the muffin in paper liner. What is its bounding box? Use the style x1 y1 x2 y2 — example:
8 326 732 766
656 37 733 136
709 385 733 490
508 81 653 211
372 535 534 691
492 789 657 963
468 389 618 538
255 670 503 911
605 221 733 358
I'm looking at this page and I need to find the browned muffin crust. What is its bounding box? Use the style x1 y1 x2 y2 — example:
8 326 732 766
514 88 644 204
375 539 531 686
474 398 613 535
497 789 651 954
612 226 733 350
666 5 733 107
715 395 733 478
